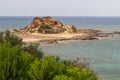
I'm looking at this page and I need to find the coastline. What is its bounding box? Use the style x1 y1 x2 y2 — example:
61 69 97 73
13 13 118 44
1 16 120 80
10 16 120 44
13 29 120 44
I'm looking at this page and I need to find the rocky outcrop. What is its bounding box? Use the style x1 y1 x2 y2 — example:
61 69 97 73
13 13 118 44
77 29 100 38
13 16 103 43
63 25 77 33
24 16 77 34
31 16 63 27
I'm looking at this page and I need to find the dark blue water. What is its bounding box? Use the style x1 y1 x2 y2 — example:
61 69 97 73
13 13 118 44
55 16 120 31
55 16 120 25
1 16 120 80
0 16 34 31
1 16 120 31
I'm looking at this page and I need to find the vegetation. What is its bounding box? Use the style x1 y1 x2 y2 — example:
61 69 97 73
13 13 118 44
0 30 98 80
38 24 65 34
0 30 22 46
23 44 44 59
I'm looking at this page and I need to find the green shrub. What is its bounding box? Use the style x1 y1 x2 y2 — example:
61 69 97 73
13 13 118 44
53 75 73 80
41 25 52 29
38 25 54 33
0 41 34 80
0 30 43 58
0 31 98 80
28 56 98 80
0 30 22 46
23 44 44 58
28 56 66 80
0 32 4 42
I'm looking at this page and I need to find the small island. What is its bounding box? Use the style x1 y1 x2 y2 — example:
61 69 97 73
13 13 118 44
13 16 120 44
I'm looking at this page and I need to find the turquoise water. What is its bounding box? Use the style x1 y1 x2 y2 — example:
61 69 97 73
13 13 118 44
40 37 120 80
1 16 120 80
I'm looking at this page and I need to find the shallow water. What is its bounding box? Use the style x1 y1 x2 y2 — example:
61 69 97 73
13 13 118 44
40 37 120 80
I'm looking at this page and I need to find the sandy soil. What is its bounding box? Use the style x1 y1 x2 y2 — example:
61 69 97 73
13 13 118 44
13 32 98 44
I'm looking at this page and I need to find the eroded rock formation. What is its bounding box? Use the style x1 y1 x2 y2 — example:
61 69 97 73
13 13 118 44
24 16 77 33
13 16 102 43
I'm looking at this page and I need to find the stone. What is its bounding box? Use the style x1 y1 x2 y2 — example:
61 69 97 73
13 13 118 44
63 25 77 33
23 16 77 34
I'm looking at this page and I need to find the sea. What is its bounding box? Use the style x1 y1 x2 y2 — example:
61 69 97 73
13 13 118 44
0 16 120 80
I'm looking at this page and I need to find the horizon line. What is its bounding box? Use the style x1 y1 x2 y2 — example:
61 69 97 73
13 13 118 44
1 16 120 17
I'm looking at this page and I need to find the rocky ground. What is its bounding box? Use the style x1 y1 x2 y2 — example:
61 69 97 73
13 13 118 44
12 16 120 44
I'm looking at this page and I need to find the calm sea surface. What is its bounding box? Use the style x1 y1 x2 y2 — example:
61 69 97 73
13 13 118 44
0 16 120 80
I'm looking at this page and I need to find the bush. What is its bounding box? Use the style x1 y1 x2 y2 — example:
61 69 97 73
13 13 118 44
28 56 66 80
28 56 98 80
0 41 34 80
0 31 98 80
41 25 52 29
23 44 44 59
0 30 43 58
0 30 22 46
53 75 73 80
38 25 54 33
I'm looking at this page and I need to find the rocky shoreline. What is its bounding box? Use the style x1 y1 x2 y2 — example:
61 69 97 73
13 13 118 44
12 16 120 44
